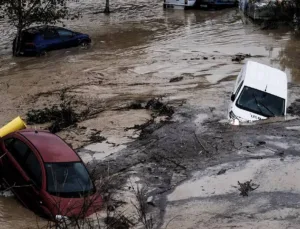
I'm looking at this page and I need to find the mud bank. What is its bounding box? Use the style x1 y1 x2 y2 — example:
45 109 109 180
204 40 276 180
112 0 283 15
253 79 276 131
87 93 300 228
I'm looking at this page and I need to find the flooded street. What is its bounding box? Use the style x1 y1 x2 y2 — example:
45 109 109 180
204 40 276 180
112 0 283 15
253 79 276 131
1 0 300 228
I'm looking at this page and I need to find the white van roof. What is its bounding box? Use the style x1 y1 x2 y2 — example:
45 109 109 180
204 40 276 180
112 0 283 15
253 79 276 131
243 61 287 99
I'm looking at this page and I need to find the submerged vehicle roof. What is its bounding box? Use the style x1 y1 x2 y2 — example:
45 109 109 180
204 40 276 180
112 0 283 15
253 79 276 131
23 26 64 34
18 130 81 163
243 61 287 99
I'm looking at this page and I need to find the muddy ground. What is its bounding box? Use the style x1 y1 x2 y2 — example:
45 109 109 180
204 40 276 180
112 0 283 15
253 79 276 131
1 0 300 228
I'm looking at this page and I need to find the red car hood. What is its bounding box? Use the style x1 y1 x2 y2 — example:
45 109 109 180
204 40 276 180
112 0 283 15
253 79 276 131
43 192 102 218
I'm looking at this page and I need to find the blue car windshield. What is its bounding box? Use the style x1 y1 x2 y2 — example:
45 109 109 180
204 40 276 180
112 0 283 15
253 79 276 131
45 162 94 197
236 86 285 117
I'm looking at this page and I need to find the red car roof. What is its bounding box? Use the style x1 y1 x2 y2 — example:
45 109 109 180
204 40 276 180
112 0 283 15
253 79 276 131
18 130 80 163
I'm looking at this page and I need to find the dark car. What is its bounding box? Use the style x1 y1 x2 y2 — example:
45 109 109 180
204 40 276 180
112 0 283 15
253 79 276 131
0 130 102 219
13 26 91 56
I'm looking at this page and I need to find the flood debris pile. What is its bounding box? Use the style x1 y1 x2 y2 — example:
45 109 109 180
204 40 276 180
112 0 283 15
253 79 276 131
132 186 154 229
89 130 106 143
169 76 183 83
26 95 79 133
126 98 174 117
104 216 134 229
237 180 259 196
217 168 227 175
287 98 300 116
240 0 296 23
125 98 175 139
231 53 251 62
145 98 174 117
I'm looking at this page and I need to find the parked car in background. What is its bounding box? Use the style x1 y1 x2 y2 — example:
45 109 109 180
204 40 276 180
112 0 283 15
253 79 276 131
198 0 237 9
13 26 91 56
228 61 287 123
163 0 237 9
0 130 102 219
163 0 197 9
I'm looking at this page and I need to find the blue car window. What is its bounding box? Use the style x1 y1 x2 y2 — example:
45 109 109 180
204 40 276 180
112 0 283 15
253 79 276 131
57 29 73 38
43 29 59 40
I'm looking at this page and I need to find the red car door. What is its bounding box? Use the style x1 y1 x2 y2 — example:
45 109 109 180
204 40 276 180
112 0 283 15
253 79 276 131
1 138 30 206
1 137 44 214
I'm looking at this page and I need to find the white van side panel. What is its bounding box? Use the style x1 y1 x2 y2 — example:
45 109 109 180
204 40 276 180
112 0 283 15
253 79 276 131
233 64 246 93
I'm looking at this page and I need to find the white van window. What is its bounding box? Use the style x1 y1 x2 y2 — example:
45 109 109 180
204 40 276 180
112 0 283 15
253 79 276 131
236 86 285 117
235 81 244 95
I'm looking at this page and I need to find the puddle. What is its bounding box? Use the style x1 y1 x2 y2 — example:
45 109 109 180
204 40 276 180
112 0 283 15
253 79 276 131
82 142 126 161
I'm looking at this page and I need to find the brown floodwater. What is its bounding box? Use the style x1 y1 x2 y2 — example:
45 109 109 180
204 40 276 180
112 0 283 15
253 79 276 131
0 0 300 227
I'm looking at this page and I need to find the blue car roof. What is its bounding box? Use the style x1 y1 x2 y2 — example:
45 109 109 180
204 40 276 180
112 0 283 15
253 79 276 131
24 26 69 34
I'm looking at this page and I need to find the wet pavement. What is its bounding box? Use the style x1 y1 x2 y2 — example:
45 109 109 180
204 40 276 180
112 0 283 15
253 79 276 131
1 0 300 228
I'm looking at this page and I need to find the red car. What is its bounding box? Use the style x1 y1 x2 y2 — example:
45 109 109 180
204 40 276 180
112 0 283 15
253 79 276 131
0 129 102 219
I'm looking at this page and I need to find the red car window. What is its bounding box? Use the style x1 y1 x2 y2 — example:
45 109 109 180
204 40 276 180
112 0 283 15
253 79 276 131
23 152 42 188
45 162 94 197
5 138 28 164
4 138 42 188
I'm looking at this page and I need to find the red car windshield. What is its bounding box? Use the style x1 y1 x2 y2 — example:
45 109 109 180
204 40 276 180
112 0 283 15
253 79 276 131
45 162 94 198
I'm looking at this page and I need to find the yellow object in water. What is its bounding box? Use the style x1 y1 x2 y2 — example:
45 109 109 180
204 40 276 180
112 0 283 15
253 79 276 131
0 116 27 138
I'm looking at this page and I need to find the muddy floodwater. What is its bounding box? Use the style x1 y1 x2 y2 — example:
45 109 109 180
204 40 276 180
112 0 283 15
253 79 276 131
1 0 300 228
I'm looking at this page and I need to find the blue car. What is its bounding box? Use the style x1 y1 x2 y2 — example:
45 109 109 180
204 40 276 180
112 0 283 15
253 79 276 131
13 26 91 56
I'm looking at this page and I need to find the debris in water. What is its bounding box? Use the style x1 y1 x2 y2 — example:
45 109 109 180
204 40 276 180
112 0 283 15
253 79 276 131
287 99 300 115
104 216 134 229
125 119 154 132
169 76 183 83
217 168 227 175
261 20 279 30
145 98 174 117
125 98 174 117
89 131 106 143
147 196 155 207
231 53 251 62
256 141 266 146
127 102 144 110
278 151 284 156
26 94 79 133
237 180 259 197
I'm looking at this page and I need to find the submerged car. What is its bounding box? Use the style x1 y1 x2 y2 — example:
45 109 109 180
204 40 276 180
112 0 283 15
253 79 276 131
13 26 91 56
228 61 287 122
0 130 102 219
163 0 237 9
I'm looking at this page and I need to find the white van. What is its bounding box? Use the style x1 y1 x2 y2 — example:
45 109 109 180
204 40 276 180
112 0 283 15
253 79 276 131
228 61 287 122
163 0 197 9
